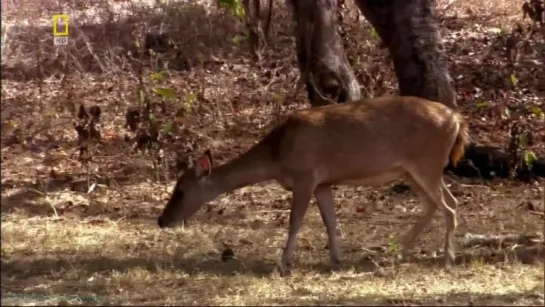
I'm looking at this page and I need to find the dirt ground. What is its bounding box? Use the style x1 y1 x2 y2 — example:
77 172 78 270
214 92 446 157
1 0 544 305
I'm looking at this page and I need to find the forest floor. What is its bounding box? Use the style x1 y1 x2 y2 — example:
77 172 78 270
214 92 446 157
1 0 544 305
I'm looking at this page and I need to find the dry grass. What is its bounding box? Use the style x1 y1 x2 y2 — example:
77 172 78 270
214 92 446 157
2 204 544 306
2 180 544 305
2 0 545 305
2 205 544 306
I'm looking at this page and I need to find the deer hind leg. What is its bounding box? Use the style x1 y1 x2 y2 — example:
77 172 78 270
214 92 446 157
399 176 437 256
280 177 315 276
314 184 342 269
440 178 458 266
406 169 458 269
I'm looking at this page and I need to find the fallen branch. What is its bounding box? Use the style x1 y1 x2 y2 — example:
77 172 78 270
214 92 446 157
529 210 544 216
458 183 490 190
459 232 544 248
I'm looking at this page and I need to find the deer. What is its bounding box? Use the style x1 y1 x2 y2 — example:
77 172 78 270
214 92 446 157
157 96 469 276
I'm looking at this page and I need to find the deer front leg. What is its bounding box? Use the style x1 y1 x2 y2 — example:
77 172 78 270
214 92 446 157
280 181 314 276
314 185 342 269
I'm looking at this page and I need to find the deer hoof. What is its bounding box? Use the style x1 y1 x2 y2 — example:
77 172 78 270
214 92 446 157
279 267 292 277
443 257 454 271
400 248 415 263
331 259 343 271
278 262 292 277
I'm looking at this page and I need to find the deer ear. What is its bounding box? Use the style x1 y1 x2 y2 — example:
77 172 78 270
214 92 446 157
194 150 212 177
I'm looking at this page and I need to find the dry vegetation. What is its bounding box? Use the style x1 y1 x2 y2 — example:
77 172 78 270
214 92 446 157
1 0 545 305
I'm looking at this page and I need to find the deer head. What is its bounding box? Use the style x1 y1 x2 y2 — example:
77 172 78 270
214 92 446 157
158 149 215 228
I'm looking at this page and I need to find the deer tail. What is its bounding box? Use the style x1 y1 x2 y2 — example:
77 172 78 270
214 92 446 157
449 112 470 167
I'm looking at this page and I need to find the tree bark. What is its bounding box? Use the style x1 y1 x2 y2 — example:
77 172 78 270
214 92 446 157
289 0 361 106
354 0 457 108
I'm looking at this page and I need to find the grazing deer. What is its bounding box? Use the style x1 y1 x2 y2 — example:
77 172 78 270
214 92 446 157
158 96 469 275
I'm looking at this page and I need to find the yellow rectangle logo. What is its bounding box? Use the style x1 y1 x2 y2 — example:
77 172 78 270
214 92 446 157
52 14 69 36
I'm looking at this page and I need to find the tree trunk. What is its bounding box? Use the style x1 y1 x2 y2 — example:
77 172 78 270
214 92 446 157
289 0 361 106
354 0 457 108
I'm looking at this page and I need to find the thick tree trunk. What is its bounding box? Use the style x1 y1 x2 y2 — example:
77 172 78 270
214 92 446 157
289 0 361 106
354 0 457 108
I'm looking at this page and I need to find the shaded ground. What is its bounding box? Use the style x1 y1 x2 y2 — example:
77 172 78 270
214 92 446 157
1 0 544 305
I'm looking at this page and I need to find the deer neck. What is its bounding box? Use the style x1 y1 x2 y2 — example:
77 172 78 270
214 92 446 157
208 144 277 196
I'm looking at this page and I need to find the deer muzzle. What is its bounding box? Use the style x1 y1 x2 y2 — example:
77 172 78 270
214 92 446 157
157 215 170 228
157 215 189 229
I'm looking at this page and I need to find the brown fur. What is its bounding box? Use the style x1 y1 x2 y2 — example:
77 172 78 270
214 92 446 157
158 96 466 275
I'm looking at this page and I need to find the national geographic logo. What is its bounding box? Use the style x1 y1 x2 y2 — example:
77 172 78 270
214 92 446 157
52 14 69 45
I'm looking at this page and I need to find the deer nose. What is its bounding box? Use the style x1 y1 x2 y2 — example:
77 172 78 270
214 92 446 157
157 216 165 228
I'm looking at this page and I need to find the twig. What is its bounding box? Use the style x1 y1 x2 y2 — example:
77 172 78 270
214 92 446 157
338 221 346 238
360 247 379 254
458 183 491 190
438 0 460 17
30 187 60 218
27 188 46 196
251 210 290 214
1 23 12 60
76 27 106 73
528 210 544 216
